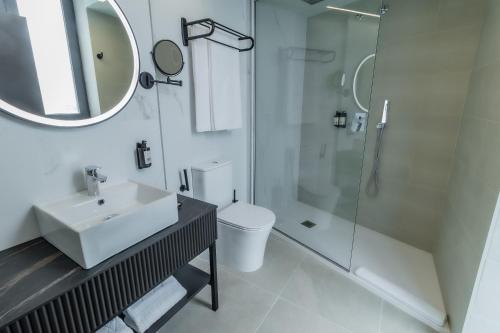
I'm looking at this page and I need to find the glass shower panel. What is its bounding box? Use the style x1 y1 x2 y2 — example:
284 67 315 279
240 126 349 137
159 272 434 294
255 0 382 269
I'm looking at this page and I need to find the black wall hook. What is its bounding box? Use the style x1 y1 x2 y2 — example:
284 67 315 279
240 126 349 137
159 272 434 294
180 169 190 192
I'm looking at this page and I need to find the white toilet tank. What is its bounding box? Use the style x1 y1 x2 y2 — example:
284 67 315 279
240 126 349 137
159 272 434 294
192 160 233 209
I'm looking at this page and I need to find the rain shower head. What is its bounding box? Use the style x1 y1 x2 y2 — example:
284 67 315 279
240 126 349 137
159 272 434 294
302 0 325 4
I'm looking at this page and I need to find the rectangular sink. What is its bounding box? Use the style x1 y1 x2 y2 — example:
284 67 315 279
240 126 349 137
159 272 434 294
34 182 178 269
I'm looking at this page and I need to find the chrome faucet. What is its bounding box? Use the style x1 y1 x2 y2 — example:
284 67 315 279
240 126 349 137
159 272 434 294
85 166 108 197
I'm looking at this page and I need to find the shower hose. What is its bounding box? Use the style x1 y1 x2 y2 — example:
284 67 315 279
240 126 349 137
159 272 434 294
366 99 390 197
366 124 385 197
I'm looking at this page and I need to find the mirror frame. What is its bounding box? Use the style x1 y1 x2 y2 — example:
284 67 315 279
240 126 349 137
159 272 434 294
353 53 375 113
0 0 140 128
152 39 184 77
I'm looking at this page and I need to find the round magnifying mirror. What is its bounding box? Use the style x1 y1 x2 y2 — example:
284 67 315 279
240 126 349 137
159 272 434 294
152 40 184 76
353 54 376 112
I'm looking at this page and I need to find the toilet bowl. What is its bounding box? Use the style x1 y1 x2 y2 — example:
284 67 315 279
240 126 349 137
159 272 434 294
191 160 275 272
218 201 275 272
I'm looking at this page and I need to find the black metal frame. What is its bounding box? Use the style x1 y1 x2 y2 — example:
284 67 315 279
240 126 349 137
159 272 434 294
181 17 254 52
0 198 218 333
209 244 219 311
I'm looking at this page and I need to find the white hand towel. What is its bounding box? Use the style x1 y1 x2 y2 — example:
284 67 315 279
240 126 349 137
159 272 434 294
191 25 213 132
96 317 133 333
209 30 242 131
191 25 243 132
123 276 187 333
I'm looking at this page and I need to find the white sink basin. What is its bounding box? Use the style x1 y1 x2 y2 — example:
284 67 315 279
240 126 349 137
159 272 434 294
34 181 178 269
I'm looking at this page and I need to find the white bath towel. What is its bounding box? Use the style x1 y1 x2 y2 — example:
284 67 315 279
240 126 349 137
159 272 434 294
123 276 187 333
191 25 243 132
96 317 132 333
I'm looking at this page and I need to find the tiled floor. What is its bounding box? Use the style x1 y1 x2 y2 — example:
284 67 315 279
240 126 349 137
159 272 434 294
159 234 437 333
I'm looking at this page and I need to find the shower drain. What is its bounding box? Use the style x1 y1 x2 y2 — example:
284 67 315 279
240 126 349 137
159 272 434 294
301 220 317 228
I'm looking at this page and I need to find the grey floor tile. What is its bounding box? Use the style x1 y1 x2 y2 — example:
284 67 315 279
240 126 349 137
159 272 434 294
281 256 382 333
160 239 439 333
225 234 308 294
257 299 352 333
380 302 438 333
159 266 277 333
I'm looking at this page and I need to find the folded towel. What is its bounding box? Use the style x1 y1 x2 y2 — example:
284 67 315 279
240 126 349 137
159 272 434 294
191 25 212 132
123 276 187 333
191 25 243 132
96 317 132 333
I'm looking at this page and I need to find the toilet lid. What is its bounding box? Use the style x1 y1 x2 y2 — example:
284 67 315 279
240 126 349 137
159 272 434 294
218 202 276 231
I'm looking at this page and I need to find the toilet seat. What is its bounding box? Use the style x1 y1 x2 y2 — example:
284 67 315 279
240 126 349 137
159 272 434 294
218 202 275 231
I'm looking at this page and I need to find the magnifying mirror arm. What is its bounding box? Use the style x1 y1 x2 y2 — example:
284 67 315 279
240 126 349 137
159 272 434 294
154 77 183 87
139 72 183 89
166 77 183 86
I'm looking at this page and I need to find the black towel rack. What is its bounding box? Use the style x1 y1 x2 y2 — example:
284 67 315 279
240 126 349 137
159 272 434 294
181 17 254 52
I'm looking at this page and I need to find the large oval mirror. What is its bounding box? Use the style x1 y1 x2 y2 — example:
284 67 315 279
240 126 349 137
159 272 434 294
353 54 375 112
152 40 184 77
0 0 139 127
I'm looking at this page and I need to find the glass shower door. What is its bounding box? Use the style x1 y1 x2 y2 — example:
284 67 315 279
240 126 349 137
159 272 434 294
255 0 382 269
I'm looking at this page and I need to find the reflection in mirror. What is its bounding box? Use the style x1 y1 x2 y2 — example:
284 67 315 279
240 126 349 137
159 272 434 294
152 40 184 76
353 54 376 112
0 0 139 127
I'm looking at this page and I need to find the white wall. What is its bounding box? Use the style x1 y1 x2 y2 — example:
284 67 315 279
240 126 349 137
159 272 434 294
356 0 485 253
0 1 155 250
463 193 500 333
297 10 378 221
254 2 307 211
0 0 254 251
149 0 252 204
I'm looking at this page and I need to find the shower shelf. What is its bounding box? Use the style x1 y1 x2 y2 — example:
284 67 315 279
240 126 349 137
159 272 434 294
286 47 336 63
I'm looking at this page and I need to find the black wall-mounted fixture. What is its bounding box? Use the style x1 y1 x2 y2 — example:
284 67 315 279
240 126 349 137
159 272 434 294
139 72 182 89
333 111 347 128
181 17 254 52
136 140 152 169
96 51 104 60
180 168 190 192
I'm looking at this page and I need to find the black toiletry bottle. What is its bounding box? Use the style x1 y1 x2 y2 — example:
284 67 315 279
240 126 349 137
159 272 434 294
340 111 348 128
333 111 341 127
136 140 152 169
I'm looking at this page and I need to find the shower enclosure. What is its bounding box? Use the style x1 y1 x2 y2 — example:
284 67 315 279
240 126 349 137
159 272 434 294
255 0 382 269
254 1 458 330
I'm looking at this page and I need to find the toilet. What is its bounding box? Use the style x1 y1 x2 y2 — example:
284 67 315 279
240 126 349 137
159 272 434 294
192 160 275 272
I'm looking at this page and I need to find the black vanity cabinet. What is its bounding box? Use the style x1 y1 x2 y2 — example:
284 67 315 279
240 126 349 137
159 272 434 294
0 196 218 333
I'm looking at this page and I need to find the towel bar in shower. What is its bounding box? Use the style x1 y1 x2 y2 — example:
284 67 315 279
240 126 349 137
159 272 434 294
181 17 255 52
